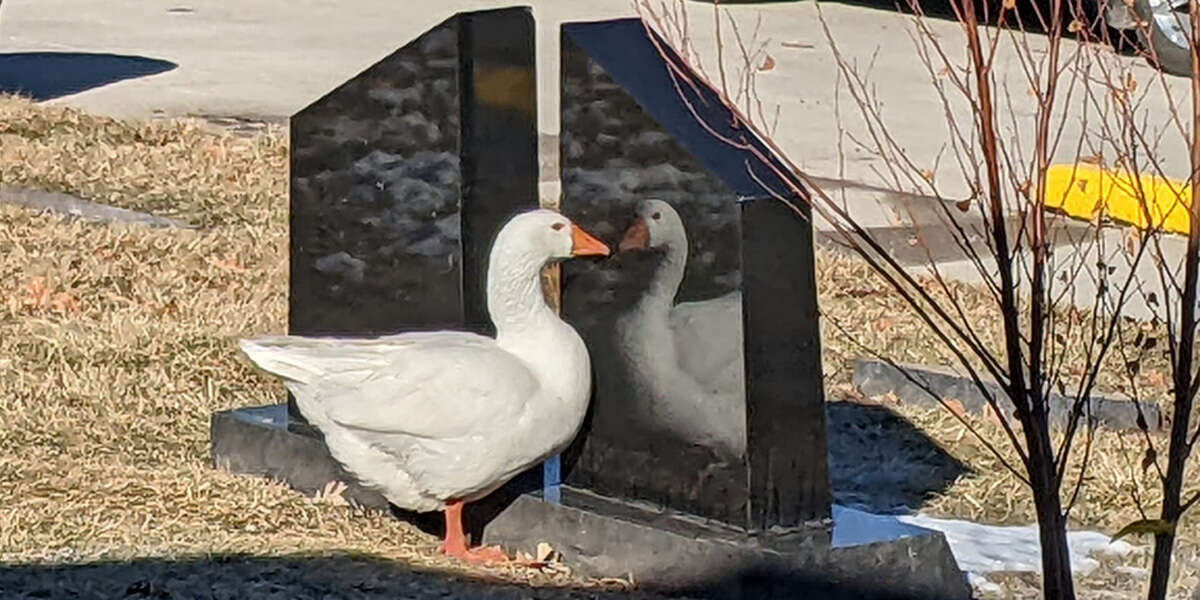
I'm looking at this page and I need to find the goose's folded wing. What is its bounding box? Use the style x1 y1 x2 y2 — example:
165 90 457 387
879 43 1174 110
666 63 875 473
241 332 539 439
669 292 743 383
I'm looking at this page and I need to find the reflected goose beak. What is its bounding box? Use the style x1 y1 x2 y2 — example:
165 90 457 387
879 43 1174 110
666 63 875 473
571 224 610 257
618 217 650 252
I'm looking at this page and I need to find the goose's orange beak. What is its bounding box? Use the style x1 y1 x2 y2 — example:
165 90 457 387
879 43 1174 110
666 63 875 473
571 224 610 257
618 217 650 252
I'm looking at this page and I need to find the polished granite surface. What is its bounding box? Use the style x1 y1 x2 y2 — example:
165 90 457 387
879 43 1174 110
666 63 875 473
289 8 536 338
559 19 829 531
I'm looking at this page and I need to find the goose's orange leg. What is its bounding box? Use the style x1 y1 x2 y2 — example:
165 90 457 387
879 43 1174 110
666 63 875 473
439 499 509 564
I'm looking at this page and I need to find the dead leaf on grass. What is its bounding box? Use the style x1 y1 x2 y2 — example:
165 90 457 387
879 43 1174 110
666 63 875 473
1125 227 1141 257
1112 518 1175 542
982 403 1004 425
536 541 557 563
19 277 52 308
312 480 350 506
1145 369 1166 389
49 291 82 315
1141 447 1157 473
152 298 180 318
515 542 570 574
944 398 969 420
877 391 902 406
8 277 83 316
208 254 249 273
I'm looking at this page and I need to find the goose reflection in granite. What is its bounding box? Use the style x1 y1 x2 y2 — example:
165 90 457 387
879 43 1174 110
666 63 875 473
558 35 754 516
612 199 746 459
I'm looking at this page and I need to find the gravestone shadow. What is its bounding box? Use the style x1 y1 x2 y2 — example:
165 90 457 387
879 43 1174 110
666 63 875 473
826 400 971 514
0 52 177 100
0 553 648 599
0 552 957 599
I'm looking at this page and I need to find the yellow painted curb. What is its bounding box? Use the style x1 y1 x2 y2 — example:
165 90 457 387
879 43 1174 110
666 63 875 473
1043 164 1192 235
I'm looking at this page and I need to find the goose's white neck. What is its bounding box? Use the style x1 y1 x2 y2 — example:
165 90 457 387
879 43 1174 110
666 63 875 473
486 241 591 455
639 235 688 311
486 244 558 340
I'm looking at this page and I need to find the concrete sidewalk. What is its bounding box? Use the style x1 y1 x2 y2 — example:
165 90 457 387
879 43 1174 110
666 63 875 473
2 0 1191 188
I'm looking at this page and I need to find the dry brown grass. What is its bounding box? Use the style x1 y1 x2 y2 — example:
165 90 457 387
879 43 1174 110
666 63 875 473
0 93 1197 597
816 251 1176 411
818 255 1200 597
0 96 645 597
888 404 1200 598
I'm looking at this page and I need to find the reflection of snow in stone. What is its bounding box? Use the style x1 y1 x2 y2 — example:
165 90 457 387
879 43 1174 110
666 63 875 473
344 150 462 259
406 213 461 257
286 19 470 330
418 26 457 55
563 168 735 225
399 113 442 145
632 130 671 146
314 251 366 283
713 272 741 289
366 86 423 109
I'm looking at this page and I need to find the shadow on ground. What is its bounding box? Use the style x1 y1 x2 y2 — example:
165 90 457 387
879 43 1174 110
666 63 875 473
0 553 634 600
826 400 971 513
0 553 957 600
0 52 177 101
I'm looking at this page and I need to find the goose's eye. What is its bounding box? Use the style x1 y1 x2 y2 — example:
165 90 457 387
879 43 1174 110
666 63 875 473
651 212 662 221
551 222 566 231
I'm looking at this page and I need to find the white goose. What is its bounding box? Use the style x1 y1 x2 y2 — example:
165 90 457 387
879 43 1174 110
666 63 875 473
615 199 746 458
239 209 609 564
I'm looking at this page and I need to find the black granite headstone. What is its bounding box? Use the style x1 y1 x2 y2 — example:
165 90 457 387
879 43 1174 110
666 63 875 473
211 9 968 596
287 7 538 426
557 18 831 531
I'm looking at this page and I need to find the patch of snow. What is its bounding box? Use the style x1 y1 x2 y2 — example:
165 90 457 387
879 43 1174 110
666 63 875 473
968 573 1002 595
1114 565 1149 577
834 505 1137 581
896 512 1134 576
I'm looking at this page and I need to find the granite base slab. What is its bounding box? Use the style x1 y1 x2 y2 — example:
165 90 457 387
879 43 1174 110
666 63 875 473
212 405 971 599
210 403 391 510
483 488 970 600
210 404 531 536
